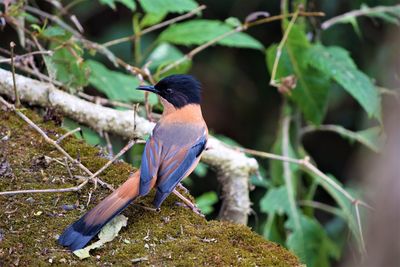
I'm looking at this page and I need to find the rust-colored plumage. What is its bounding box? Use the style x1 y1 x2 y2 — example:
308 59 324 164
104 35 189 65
59 75 208 251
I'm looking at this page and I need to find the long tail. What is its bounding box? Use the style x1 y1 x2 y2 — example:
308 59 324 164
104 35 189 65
58 172 140 251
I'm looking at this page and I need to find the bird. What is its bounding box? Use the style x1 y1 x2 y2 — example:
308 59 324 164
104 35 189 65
58 74 208 251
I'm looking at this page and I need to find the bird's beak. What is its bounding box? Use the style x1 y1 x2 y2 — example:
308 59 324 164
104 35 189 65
136 85 159 94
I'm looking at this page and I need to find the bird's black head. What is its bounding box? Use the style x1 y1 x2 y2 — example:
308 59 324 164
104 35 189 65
136 74 201 108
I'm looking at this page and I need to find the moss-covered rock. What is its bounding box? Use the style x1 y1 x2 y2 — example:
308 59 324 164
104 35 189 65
0 108 301 266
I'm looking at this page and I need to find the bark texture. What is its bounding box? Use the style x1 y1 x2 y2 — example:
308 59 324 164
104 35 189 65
0 68 258 224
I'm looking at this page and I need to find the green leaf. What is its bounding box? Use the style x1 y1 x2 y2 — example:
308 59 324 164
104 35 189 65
138 0 198 15
225 17 241 27
41 26 71 39
266 26 330 124
45 48 89 89
140 12 167 27
195 191 218 215
286 215 340 267
158 20 264 50
307 45 381 121
304 125 382 152
99 0 136 10
147 43 192 76
260 186 291 215
86 60 158 105
193 162 208 177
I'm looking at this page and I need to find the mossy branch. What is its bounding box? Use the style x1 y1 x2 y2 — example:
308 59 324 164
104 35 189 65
0 68 259 224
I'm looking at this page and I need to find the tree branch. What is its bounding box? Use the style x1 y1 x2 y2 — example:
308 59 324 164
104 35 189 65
0 68 259 224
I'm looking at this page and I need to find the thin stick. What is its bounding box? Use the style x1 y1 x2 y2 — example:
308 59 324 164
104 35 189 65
0 50 53 63
88 139 139 182
228 145 371 209
158 11 324 75
321 4 400 30
102 5 206 48
57 127 81 144
0 96 113 190
269 8 299 87
282 115 301 231
299 200 344 218
227 142 370 249
9 42 20 107
354 201 366 253
0 182 88 196
64 157 74 179
103 132 114 157
77 92 134 109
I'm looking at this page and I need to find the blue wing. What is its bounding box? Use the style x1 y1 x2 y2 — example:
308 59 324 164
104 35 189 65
139 134 162 195
152 134 207 208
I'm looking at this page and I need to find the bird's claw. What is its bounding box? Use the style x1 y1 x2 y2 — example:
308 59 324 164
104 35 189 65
174 201 205 217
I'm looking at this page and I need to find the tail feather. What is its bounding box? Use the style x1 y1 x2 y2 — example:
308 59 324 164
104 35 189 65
58 172 140 251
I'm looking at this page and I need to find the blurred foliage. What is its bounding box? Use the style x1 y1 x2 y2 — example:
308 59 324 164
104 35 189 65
1 0 399 266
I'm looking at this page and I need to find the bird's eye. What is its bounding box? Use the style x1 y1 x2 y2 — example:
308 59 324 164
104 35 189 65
165 88 173 94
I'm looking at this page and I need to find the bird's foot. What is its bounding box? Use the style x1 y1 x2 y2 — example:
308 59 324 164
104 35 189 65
176 183 189 194
173 189 204 217
174 201 204 217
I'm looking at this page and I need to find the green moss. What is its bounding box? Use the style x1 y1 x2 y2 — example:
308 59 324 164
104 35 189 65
0 108 301 266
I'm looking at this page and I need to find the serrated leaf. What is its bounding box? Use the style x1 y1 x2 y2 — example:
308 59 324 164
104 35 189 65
73 215 128 259
138 0 198 15
308 45 381 121
86 60 158 105
266 26 330 124
260 186 291 215
195 191 218 215
286 215 340 267
99 0 136 10
158 20 264 50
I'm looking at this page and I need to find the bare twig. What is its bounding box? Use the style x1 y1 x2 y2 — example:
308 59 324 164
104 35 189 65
299 200 344 218
0 50 53 63
233 144 371 209
64 157 74 179
57 127 81 144
0 96 113 190
102 5 206 48
103 132 114 157
354 200 366 253
321 4 400 30
227 143 371 247
77 92 135 109
282 115 301 231
158 11 324 75
0 182 89 196
88 139 141 182
269 8 299 87
9 42 20 107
